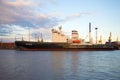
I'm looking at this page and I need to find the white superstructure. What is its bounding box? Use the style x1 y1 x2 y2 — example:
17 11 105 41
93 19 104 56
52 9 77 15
72 30 79 40
51 27 67 42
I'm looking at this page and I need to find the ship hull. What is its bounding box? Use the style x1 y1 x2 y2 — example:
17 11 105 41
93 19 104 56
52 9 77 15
17 48 114 51
15 41 114 51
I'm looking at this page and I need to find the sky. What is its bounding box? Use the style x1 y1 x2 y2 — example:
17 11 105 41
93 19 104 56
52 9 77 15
0 0 120 43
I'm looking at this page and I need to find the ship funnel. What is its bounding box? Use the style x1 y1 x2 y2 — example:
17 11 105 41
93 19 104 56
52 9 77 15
89 22 92 44
89 22 91 33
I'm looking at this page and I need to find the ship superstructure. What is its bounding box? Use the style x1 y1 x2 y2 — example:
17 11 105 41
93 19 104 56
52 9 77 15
71 30 80 43
51 26 84 44
51 27 67 42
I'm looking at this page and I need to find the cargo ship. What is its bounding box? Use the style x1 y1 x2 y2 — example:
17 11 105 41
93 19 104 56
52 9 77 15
15 41 114 51
15 23 115 51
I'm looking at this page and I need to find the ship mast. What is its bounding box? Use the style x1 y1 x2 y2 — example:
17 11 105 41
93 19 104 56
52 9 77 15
41 33 43 42
35 34 37 42
116 37 119 42
99 35 102 44
108 32 112 42
29 29 30 41
38 35 40 42
22 35 24 41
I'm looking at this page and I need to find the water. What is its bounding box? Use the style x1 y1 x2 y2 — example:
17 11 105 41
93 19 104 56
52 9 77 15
0 50 120 80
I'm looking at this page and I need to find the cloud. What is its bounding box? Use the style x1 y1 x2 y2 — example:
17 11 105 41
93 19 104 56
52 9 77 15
0 0 33 24
7 0 34 7
0 0 59 39
61 12 94 22
0 24 28 36
0 0 59 26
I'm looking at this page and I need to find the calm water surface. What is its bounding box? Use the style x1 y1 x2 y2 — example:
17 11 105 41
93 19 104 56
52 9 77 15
0 50 120 80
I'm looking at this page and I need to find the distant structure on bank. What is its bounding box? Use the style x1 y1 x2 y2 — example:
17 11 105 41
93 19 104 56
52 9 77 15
0 42 15 49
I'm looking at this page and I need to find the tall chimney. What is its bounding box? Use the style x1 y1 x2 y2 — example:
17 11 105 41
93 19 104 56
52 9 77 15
89 22 91 33
89 22 91 43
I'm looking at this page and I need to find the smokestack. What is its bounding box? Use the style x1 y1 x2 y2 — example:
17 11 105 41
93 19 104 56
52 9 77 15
89 22 91 44
89 22 91 32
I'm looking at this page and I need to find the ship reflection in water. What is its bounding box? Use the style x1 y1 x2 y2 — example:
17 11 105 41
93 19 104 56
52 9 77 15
0 50 120 80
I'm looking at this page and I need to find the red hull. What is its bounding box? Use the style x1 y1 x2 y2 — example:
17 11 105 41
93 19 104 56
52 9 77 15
18 48 114 51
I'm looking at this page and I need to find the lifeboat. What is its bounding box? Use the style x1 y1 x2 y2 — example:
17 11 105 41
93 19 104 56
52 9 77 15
72 39 81 43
